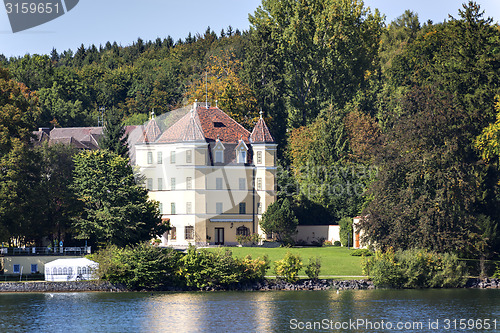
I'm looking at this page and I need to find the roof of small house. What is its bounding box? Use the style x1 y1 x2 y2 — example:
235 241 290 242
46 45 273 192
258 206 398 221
50 127 103 150
45 258 98 267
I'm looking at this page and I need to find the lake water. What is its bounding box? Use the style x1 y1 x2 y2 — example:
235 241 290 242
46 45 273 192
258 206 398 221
0 289 498 332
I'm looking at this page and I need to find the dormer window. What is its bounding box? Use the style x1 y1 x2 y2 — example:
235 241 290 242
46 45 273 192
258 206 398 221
215 150 223 163
235 138 248 164
238 150 247 164
213 137 225 164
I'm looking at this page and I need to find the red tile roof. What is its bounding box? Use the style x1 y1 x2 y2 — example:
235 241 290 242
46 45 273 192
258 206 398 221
250 117 275 143
157 106 251 144
142 118 162 143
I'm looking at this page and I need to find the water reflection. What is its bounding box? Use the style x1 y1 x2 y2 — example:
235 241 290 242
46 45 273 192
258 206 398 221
0 289 497 332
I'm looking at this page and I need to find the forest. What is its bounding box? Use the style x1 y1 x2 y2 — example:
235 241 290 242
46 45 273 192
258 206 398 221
1 0 499 259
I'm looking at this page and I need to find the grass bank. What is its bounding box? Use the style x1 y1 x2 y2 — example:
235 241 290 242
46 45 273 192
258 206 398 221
205 246 364 278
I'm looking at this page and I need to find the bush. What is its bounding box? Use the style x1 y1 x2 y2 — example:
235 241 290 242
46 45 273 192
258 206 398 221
274 252 303 283
91 243 181 290
363 248 467 288
333 241 341 247
311 237 325 247
236 233 260 246
430 252 467 288
305 256 321 280
339 216 353 247
350 249 373 257
362 249 405 288
493 264 500 279
180 246 269 289
323 240 333 246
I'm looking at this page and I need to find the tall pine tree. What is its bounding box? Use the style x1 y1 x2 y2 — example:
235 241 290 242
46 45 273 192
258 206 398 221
100 107 129 158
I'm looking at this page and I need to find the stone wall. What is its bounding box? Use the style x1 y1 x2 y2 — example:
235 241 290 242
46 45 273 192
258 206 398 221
466 278 500 289
0 278 497 292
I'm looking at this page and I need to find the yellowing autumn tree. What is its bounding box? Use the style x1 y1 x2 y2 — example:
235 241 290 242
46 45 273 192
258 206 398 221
475 96 500 162
185 51 259 129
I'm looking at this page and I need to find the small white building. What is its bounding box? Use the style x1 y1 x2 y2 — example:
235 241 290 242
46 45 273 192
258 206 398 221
44 258 98 282
293 225 340 245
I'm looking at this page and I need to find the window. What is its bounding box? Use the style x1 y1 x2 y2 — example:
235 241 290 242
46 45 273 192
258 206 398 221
157 151 163 164
215 150 223 163
238 150 246 164
186 177 192 190
236 226 250 236
185 226 194 240
257 151 262 164
147 152 153 164
239 178 246 190
186 150 192 163
171 178 176 190
170 227 177 240
171 202 176 215
256 178 262 191
146 178 153 190
158 178 163 191
186 202 192 214
239 202 246 214
31 264 38 274
216 202 223 215
170 151 176 164
257 202 262 214
216 178 223 190
159 203 163 214
13 264 20 274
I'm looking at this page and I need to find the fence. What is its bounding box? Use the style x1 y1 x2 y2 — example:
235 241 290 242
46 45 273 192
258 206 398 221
0 247 91 256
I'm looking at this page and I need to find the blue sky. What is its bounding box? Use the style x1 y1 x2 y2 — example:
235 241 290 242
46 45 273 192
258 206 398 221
0 0 499 58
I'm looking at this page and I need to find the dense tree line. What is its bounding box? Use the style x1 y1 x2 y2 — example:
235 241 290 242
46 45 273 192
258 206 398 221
1 1 500 260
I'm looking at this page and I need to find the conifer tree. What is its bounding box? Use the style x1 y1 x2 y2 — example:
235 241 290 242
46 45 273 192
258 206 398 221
100 107 129 158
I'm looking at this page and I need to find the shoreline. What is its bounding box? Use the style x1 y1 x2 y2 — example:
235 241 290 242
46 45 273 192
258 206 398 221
0 278 498 293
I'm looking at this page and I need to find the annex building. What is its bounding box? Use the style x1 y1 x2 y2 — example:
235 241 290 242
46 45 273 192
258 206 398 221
135 102 277 246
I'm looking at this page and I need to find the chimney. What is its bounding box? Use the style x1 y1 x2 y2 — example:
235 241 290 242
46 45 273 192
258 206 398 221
39 127 50 135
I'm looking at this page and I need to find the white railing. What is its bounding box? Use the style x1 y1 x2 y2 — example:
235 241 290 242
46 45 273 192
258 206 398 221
1 247 91 256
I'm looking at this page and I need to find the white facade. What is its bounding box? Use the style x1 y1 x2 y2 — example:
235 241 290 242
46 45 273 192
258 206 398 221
134 103 277 246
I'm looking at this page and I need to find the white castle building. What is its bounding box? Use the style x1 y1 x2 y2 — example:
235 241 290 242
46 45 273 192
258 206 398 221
134 102 277 246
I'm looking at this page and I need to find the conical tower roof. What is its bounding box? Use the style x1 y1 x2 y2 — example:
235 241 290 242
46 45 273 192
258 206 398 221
143 117 161 143
250 114 275 143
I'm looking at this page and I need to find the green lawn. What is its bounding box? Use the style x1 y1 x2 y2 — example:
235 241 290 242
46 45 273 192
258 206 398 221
204 246 365 278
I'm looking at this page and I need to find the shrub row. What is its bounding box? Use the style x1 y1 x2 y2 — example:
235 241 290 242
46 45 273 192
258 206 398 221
362 248 467 288
91 245 323 290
